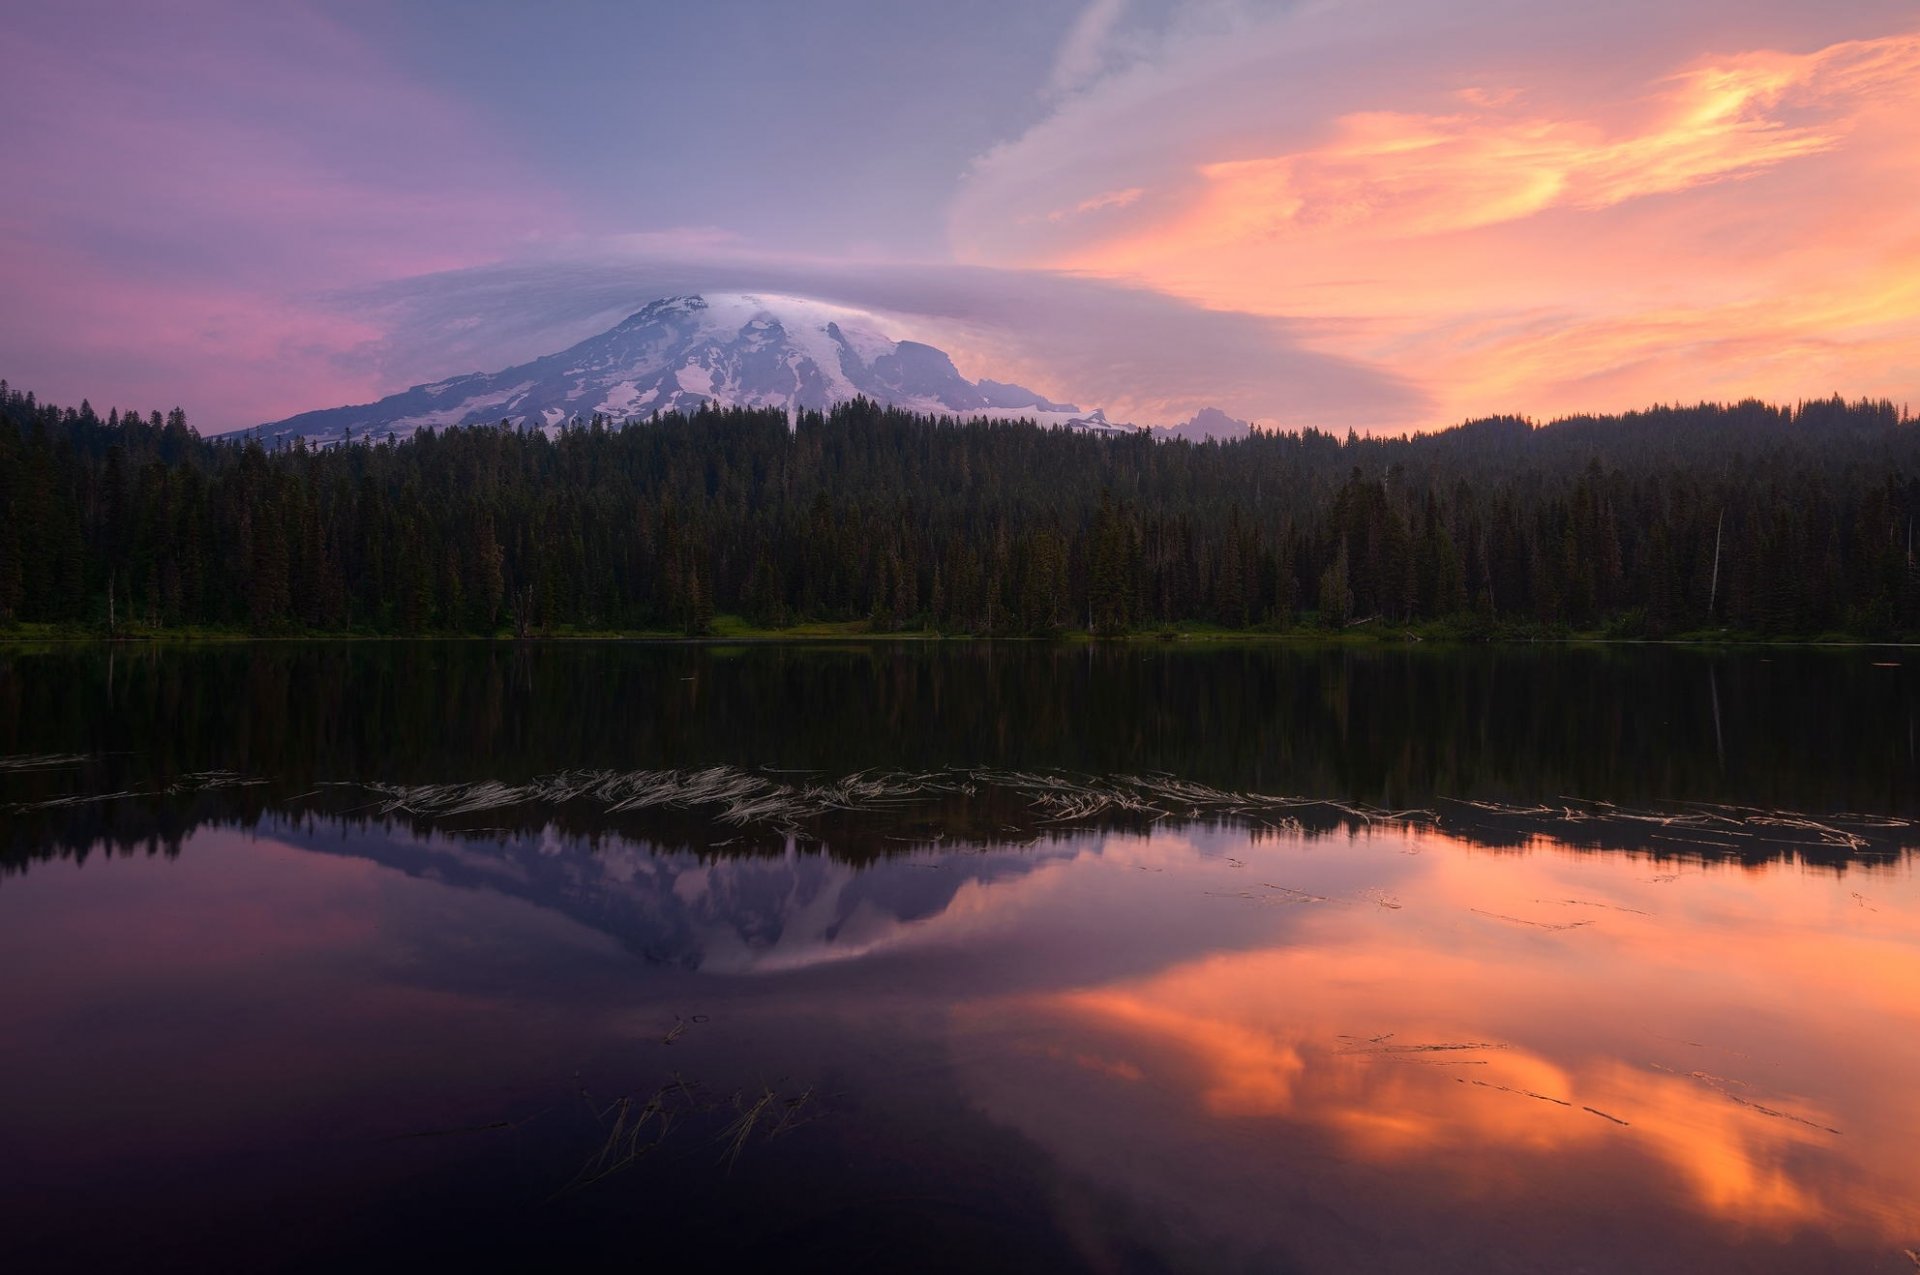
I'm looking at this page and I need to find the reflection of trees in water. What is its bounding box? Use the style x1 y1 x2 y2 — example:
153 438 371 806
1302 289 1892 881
1 642 1915 807
1 641 1914 872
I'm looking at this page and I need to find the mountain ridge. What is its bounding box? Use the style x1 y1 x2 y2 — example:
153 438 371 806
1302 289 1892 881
255 293 1110 444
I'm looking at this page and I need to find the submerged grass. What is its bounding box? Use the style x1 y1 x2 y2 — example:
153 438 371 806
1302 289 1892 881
548 1071 820 1200
306 766 1915 864
0 753 91 772
7 756 1914 867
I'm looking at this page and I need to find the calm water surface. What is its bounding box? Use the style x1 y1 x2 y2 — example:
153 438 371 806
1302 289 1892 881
1 642 1916 1273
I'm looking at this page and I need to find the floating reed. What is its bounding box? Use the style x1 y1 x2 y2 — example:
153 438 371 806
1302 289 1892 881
10 759 1913 864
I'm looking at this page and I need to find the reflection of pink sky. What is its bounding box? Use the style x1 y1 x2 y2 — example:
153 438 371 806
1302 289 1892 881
3 811 1916 1267
0 829 621 1159
954 825 1920 1256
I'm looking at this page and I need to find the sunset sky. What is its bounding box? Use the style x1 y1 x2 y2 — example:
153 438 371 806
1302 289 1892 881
4 0 1917 432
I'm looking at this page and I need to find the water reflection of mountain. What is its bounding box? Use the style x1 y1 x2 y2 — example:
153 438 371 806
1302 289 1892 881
265 817 1079 973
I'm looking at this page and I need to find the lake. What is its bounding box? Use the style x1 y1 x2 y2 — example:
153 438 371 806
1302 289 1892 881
1 641 1916 1273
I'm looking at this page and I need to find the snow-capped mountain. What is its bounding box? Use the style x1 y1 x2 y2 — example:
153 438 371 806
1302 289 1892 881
253 293 1093 444
1060 408 1137 437
1161 406 1253 442
277 818 1079 974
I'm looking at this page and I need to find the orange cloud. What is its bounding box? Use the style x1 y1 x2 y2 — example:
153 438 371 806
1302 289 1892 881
1178 37 1887 243
1072 30 1920 293
961 23 1920 428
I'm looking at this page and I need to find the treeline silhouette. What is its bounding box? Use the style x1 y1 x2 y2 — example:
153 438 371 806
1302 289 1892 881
2 380 1917 637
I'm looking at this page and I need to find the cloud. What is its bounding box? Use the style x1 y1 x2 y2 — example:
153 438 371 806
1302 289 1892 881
18 0 1913 433
317 244 1426 432
0 0 1422 435
0 1 563 428
1103 31 1914 254
952 0 1920 425
1048 187 1147 223
1048 0 1132 96
1 235 389 428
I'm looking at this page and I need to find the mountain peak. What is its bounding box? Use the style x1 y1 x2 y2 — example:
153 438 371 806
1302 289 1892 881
618 294 708 325
1159 406 1251 442
251 294 1100 444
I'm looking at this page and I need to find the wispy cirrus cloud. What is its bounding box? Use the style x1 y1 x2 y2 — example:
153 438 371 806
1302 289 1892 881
1048 0 1134 96
1083 31 1916 263
1049 187 1148 223
954 0 1920 426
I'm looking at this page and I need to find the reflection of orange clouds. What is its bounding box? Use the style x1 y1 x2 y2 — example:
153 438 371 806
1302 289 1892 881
1057 986 1306 1116
1029 1040 1148 1084
1583 1059 1828 1229
971 829 1920 1244
1021 958 1897 1237
1025 30 1920 427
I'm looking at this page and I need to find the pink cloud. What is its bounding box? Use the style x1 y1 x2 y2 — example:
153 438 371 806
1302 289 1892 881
0 2 569 429
1047 186 1147 223
954 1 1920 428
1 235 392 426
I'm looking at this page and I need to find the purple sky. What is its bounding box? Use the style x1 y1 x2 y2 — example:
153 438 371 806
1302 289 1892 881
5 0 1917 432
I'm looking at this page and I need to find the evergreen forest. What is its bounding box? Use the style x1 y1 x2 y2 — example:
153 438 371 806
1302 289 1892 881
2 380 1917 640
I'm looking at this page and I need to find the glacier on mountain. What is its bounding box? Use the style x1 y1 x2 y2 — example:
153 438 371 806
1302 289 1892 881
253 293 1101 445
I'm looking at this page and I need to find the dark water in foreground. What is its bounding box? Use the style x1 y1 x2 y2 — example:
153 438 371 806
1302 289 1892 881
1 642 1916 1273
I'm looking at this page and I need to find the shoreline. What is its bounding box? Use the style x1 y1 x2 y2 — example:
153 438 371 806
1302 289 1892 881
2 623 1915 651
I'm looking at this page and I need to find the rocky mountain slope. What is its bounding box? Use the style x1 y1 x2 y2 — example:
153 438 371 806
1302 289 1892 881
256 293 1094 443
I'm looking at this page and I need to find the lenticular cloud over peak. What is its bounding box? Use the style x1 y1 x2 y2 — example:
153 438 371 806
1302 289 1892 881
319 253 1428 434
259 291 1097 443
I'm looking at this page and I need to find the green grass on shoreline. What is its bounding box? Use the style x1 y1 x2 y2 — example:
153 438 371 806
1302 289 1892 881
1 614 1913 650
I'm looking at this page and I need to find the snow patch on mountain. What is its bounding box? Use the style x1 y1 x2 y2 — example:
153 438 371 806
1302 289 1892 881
251 293 1137 446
